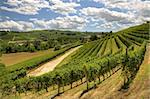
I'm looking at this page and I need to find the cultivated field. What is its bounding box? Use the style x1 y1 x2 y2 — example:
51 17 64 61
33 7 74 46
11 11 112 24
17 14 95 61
0 49 53 66
0 23 149 99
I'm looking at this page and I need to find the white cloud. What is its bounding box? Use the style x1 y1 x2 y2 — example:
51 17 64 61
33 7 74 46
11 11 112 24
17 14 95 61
33 15 87 30
49 0 80 15
0 0 149 32
93 0 150 21
0 0 49 15
99 22 113 29
0 20 34 31
0 16 87 31
80 7 134 22
81 0 150 31
0 0 80 15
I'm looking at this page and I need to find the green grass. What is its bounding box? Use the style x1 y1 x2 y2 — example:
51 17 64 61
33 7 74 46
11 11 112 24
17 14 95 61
91 40 104 56
97 39 108 56
114 36 127 49
121 33 144 45
117 34 133 47
126 32 149 40
73 41 97 59
116 23 149 34
103 38 112 55
111 38 119 54
83 40 101 57
55 46 81 68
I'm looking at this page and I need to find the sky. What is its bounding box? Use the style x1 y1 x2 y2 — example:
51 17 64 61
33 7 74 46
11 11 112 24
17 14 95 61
0 0 150 32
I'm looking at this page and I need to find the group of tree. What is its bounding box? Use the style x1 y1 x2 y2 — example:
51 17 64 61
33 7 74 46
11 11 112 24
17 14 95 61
0 39 69 53
0 35 91 53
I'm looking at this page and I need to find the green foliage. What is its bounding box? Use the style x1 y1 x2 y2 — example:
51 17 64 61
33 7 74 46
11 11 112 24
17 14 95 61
27 44 36 52
90 35 98 41
121 42 147 89
0 63 6 76
54 44 61 51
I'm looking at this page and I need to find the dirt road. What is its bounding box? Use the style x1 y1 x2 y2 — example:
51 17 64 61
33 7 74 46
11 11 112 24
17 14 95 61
27 46 81 76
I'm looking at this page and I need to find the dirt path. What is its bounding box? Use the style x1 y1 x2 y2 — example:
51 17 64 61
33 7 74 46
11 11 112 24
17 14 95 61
27 46 81 76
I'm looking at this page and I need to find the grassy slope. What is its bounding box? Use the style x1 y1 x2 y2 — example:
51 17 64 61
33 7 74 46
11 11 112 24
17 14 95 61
55 23 150 99
54 23 149 98
116 23 149 34
54 44 150 99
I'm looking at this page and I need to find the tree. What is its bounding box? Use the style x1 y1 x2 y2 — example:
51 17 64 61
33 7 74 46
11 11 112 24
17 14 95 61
42 75 51 92
54 44 61 51
5 44 12 53
88 66 97 88
54 73 62 94
40 42 49 50
69 70 75 89
27 44 36 52
90 35 98 41
33 40 41 50
47 39 55 48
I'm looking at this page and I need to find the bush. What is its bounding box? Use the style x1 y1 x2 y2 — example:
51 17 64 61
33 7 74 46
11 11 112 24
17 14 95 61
54 45 61 51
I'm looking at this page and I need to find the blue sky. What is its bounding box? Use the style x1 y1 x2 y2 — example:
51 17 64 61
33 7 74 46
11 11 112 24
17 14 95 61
0 0 150 32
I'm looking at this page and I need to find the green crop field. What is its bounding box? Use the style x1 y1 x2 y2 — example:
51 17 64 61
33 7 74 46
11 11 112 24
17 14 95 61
0 22 149 99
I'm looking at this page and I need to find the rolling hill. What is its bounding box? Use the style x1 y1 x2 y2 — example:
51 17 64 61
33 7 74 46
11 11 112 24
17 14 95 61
0 22 149 99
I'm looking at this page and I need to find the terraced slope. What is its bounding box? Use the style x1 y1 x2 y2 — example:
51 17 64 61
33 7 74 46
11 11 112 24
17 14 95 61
117 23 149 45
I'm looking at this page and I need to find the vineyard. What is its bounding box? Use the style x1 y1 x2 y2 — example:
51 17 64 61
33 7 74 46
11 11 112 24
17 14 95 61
0 22 149 99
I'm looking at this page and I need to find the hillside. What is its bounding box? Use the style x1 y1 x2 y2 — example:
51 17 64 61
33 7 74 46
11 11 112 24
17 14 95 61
0 30 86 42
0 30 105 54
0 23 149 99
55 43 150 99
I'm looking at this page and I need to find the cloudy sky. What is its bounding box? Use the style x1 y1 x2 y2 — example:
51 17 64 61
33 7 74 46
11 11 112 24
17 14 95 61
0 0 150 32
